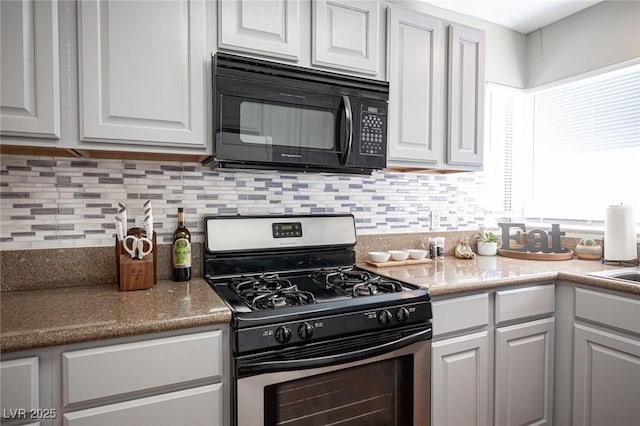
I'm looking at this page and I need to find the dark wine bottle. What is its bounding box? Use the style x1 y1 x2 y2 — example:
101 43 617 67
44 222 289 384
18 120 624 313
172 207 192 282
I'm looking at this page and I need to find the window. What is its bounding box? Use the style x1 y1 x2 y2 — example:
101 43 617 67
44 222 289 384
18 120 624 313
482 83 526 223
486 63 640 230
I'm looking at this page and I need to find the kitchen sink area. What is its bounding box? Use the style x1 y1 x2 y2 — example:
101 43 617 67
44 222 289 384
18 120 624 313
588 266 640 283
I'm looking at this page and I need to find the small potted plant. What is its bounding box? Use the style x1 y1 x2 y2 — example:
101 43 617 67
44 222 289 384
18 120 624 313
477 231 501 256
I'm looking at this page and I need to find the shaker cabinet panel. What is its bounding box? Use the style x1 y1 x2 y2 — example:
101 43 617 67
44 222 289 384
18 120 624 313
218 0 300 61
312 0 379 75
62 331 222 406
495 318 555 426
0 357 39 413
386 7 444 166
447 24 485 167
0 0 60 138
63 384 222 426
495 284 555 325
78 0 206 147
432 331 490 426
575 287 640 335
432 293 488 337
573 324 640 426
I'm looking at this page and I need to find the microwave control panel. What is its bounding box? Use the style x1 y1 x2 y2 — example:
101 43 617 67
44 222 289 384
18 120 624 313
359 106 386 157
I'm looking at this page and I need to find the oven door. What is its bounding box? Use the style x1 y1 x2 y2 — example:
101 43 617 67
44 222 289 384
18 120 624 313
235 326 431 426
215 75 356 171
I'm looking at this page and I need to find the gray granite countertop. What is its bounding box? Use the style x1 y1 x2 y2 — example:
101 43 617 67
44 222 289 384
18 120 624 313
359 256 640 297
0 279 231 353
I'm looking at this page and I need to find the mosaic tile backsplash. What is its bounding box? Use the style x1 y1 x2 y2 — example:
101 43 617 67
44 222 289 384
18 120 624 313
0 155 488 250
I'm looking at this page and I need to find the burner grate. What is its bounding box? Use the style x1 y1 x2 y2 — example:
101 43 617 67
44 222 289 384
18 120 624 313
311 267 405 297
230 273 316 310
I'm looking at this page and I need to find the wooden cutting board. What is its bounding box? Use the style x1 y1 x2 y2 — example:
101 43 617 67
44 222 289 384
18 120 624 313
497 249 574 261
365 258 433 268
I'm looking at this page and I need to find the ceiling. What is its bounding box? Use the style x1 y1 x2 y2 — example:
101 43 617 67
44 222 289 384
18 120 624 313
417 0 603 34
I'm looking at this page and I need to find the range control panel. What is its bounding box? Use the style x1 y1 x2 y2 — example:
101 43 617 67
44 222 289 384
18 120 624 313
272 222 303 238
235 301 432 354
359 106 386 157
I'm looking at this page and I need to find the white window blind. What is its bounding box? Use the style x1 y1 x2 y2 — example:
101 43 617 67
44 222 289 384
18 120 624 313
526 63 640 224
482 83 525 222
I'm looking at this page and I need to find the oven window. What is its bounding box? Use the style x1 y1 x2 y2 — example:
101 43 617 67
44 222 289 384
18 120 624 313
239 101 336 150
264 355 413 426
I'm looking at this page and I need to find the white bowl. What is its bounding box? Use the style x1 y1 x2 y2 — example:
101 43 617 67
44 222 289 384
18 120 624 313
388 250 409 261
368 251 391 263
406 249 428 260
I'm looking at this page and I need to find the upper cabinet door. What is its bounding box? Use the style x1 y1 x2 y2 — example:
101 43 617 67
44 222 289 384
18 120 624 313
78 0 206 148
218 0 300 61
386 7 443 166
312 0 379 75
0 0 60 138
447 24 485 167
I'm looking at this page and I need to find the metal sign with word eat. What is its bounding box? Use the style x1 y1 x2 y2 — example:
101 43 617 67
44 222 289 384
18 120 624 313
498 223 569 253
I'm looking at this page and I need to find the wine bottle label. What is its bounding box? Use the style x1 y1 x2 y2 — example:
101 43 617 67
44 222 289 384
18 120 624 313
173 238 191 268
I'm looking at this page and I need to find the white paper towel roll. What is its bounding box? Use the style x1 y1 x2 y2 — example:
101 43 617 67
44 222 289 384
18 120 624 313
604 205 637 261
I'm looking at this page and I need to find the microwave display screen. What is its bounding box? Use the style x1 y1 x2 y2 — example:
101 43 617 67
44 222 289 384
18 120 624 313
239 101 336 150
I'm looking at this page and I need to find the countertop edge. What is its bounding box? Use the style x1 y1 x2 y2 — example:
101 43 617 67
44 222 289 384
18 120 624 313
1 312 232 353
1 279 232 354
428 272 640 297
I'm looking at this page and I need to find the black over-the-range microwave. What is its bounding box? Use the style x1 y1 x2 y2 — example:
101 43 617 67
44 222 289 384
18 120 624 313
211 52 389 174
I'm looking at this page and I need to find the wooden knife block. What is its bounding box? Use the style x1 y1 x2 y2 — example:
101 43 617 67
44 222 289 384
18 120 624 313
115 229 157 291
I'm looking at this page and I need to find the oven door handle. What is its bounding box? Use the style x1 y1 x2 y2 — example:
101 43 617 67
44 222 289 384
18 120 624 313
340 95 353 165
238 327 431 376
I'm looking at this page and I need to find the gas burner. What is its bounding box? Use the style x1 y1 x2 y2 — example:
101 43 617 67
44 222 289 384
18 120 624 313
353 282 379 296
230 273 316 310
312 267 405 297
251 287 316 310
231 273 295 294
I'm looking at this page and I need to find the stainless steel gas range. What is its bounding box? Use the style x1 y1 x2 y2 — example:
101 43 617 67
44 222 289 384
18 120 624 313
203 214 432 426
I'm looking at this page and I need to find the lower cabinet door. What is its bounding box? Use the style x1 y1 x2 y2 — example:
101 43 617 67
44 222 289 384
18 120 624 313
494 318 555 426
62 384 221 426
573 324 640 426
432 331 489 426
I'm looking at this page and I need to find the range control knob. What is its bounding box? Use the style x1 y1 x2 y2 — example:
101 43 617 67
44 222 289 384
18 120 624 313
396 307 410 322
275 326 292 344
298 322 314 340
378 309 392 326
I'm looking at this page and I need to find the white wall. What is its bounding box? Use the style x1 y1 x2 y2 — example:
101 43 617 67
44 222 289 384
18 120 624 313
526 0 640 88
388 0 528 88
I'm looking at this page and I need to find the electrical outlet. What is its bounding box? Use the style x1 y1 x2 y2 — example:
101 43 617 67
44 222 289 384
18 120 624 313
430 210 441 231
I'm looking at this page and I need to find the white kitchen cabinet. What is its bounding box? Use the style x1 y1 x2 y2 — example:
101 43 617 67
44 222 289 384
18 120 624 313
494 318 555 426
446 24 485 168
77 0 207 148
312 0 380 75
431 293 490 425
432 331 490 426
386 6 444 167
61 329 225 424
573 324 640 426
0 0 60 138
218 0 300 61
432 293 488 337
431 284 554 426
0 357 39 415
63 384 222 426
1 326 228 426
62 331 222 406
386 7 485 171
570 287 640 426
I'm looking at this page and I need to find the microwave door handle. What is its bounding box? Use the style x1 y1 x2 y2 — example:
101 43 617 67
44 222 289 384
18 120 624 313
341 95 353 165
